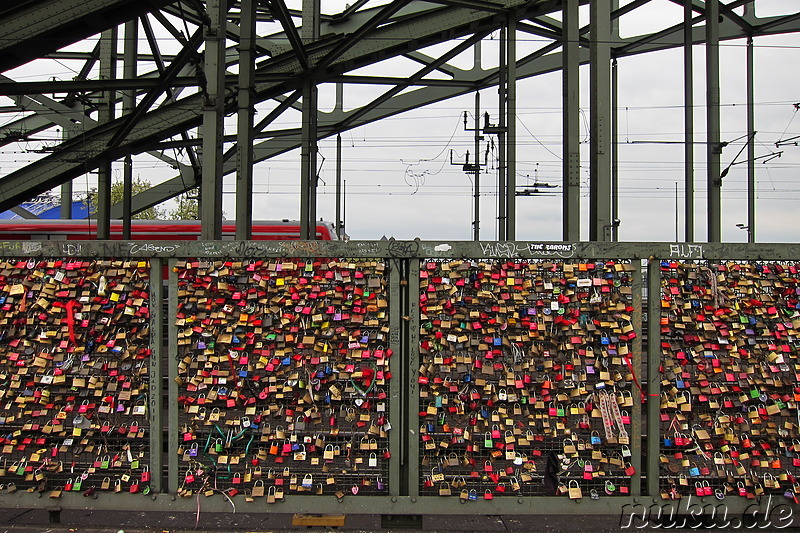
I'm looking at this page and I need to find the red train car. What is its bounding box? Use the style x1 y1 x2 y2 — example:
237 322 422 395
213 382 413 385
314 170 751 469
0 219 339 241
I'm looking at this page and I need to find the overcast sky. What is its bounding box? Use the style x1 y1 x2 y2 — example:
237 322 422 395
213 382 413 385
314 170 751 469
231 0 800 243
1 0 799 243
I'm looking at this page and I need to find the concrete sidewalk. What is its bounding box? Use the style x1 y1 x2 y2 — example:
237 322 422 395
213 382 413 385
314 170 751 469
0 509 628 532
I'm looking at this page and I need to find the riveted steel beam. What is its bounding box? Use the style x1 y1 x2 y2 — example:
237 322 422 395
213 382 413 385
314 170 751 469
0 0 177 72
3 0 800 223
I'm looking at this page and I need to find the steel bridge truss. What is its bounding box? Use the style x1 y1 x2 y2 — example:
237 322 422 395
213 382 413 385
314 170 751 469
0 0 799 241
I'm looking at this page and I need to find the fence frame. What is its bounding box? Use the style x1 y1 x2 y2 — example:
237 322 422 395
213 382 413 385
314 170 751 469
0 238 796 519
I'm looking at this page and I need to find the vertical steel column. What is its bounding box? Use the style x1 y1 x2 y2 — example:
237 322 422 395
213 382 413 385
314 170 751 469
96 28 117 240
611 57 619 242
388 258 402 495
236 0 256 240
684 0 695 243
630 260 643 496
167 258 180 492
60 128 73 219
746 35 756 243
407 258 421 496
590 0 612 242
122 19 138 240
336 132 343 239
646 259 662 496
497 24 507 241
506 18 517 241
148 258 164 492
335 84 343 239
473 91 481 241
200 0 227 240
706 0 721 243
562 0 580 242
300 81 319 239
300 0 320 240
610 0 619 242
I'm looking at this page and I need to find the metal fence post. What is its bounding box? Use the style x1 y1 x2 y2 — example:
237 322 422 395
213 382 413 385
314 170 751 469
167 258 180 493
388 258 403 495
630 259 643 496
149 258 164 493
646 258 662 497
407 258 421 497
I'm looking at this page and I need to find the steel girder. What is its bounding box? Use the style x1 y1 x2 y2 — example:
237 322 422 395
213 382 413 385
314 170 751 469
0 0 178 72
0 0 562 214
104 2 800 219
0 1 799 218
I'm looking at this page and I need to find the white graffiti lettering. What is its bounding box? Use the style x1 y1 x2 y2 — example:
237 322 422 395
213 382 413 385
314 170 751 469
669 244 704 259
128 242 180 254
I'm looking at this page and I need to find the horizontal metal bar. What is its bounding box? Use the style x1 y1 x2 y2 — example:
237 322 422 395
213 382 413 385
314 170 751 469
4 239 800 261
4 492 795 517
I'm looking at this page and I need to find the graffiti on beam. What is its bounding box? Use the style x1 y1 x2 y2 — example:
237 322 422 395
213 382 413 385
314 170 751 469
0 242 40 254
277 240 323 256
529 243 577 258
61 243 82 256
475 242 577 259
388 240 420 258
669 244 704 259
129 242 181 255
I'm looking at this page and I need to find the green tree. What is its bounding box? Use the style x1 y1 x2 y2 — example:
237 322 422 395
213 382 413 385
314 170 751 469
168 190 199 220
88 178 200 220
88 177 166 220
